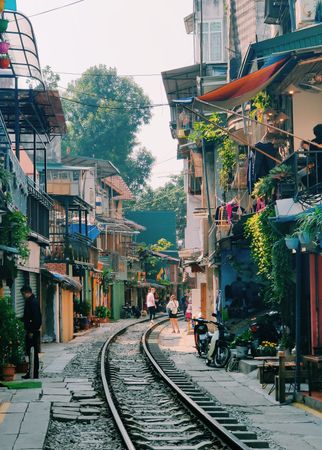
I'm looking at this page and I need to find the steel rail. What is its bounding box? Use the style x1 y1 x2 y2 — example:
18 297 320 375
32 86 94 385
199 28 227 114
100 322 136 450
142 320 251 450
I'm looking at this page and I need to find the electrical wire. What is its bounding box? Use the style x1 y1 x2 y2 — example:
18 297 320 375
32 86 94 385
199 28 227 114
28 0 87 18
56 71 161 78
60 95 168 110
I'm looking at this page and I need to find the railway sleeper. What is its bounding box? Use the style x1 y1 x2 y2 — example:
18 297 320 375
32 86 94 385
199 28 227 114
131 431 207 442
128 425 198 434
135 441 215 450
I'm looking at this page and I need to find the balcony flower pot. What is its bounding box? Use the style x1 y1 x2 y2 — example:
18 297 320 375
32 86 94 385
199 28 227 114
0 41 9 54
285 236 299 250
298 231 312 245
0 19 9 33
0 56 10 69
1 363 15 381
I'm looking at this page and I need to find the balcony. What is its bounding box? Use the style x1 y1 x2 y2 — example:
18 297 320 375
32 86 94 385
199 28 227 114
281 150 322 201
47 232 92 263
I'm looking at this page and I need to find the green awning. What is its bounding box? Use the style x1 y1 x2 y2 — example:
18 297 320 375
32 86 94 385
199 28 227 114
0 244 19 254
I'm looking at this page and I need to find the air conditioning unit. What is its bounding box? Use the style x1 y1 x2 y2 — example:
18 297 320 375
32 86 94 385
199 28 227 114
264 0 287 24
296 0 318 28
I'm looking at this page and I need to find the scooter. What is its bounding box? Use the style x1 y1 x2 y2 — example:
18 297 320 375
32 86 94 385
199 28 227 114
193 317 211 357
206 315 231 368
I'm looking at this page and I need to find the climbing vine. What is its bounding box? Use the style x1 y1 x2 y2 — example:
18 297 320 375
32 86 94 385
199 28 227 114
0 211 30 259
250 91 271 122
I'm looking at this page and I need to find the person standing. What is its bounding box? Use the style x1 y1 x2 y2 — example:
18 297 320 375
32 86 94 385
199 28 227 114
21 285 42 379
146 287 156 323
179 291 188 316
166 294 180 333
185 298 193 333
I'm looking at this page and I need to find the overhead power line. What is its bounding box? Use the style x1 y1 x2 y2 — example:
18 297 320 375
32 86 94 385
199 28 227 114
29 0 87 18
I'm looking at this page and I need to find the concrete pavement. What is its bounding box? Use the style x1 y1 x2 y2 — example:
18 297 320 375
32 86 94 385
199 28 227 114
159 322 322 450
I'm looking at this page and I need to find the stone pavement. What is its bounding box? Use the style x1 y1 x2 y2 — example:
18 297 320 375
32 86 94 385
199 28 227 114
159 322 322 450
0 323 121 450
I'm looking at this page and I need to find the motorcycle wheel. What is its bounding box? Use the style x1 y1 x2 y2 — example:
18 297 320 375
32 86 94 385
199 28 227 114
213 343 230 368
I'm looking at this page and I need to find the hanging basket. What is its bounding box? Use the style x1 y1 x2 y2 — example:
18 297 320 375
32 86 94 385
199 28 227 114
0 19 9 33
285 236 299 250
0 41 9 54
0 57 10 69
298 231 312 245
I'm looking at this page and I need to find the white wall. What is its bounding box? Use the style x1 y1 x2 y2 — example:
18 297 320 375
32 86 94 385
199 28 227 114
292 91 322 150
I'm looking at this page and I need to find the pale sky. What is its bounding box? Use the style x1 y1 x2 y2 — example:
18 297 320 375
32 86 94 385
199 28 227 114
17 0 194 188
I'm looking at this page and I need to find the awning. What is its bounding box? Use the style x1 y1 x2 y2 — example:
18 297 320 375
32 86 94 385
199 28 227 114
0 244 18 254
41 269 82 292
195 54 288 109
104 175 133 200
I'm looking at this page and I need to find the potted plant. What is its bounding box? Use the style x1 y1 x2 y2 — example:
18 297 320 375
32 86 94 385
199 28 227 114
0 297 25 381
95 305 111 323
284 234 299 250
0 54 10 69
79 301 91 330
232 330 252 358
0 18 9 33
257 341 277 357
296 208 322 245
0 41 9 54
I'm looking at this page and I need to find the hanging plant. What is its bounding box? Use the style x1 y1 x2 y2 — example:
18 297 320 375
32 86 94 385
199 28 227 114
0 211 30 259
0 18 9 34
0 41 9 54
0 54 10 69
218 137 237 191
250 91 271 123
252 164 294 202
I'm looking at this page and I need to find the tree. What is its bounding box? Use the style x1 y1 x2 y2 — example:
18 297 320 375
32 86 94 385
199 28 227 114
131 174 186 241
61 65 154 192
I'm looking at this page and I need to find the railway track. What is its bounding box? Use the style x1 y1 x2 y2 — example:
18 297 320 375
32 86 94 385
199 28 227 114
101 317 269 450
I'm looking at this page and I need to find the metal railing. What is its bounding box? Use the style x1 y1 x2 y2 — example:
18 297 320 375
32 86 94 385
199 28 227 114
282 150 322 200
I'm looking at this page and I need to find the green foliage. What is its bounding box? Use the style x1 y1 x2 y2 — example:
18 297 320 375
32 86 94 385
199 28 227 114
252 164 294 202
150 238 172 252
79 301 91 317
250 91 271 122
231 329 253 347
190 113 224 144
244 207 278 279
137 238 173 279
0 297 25 365
102 268 112 294
61 65 154 193
217 138 237 190
296 207 322 236
0 211 30 259
271 238 294 304
190 114 237 191
95 305 111 318
130 175 186 241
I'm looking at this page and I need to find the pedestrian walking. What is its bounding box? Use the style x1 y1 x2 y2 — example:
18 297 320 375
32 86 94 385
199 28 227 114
166 294 180 333
146 287 156 323
21 285 42 379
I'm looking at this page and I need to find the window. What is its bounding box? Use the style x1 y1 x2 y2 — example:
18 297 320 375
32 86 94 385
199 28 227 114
198 21 223 63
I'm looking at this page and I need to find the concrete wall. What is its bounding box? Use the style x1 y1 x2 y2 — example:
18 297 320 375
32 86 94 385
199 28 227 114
111 282 125 320
292 91 322 150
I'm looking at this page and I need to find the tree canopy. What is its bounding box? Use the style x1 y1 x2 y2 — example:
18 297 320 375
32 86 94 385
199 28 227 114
61 65 154 193
131 174 186 241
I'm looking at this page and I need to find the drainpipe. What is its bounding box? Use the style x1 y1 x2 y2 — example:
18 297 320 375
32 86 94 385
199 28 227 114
295 244 302 391
288 0 296 32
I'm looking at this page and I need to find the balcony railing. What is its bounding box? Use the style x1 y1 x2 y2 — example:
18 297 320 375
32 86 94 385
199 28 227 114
47 232 92 263
282 150 322 200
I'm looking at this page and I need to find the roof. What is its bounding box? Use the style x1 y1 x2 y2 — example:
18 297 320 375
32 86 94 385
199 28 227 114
2 10 43 84
151 250 180 263
0 89 66 142
98 217 143 235
41 269 82 292
241 24 322 75
51 194 92 212
162 64 201 104
62 155 119 178
104 175 133 200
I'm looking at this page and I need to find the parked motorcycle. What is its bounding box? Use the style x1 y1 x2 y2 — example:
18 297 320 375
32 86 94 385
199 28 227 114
193 317 211 357
249 311 281 344
206 315 231 368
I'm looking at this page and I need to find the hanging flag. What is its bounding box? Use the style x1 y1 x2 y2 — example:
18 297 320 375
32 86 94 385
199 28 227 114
5 0 17 10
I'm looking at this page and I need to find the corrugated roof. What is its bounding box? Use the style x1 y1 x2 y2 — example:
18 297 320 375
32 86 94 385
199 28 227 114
104 175 133 200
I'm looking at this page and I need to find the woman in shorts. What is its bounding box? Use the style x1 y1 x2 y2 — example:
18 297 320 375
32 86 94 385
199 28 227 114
166 295 180 333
